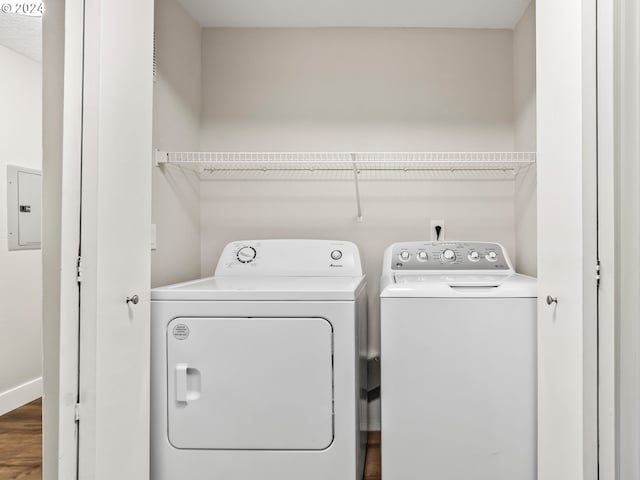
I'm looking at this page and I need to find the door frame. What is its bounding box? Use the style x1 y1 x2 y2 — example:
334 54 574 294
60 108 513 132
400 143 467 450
603 0 640 477
42 0 85 478
596 0 616 478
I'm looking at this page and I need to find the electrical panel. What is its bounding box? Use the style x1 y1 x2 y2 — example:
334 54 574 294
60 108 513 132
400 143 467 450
7 165 42 251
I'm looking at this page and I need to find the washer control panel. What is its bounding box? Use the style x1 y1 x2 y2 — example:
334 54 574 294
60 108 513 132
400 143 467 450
390 241 511 271
215 239 363 276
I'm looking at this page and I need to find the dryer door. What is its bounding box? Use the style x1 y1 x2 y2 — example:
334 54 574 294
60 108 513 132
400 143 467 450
166 317 334 450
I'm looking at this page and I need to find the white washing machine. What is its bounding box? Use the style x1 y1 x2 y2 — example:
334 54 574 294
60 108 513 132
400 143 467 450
151 239 368 480
380 241 537 480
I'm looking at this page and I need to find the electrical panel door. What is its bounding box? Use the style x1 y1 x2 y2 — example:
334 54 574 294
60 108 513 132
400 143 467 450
6 165 41 250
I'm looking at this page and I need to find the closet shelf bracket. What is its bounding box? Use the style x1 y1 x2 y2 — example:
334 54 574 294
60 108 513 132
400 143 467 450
154 149 169 167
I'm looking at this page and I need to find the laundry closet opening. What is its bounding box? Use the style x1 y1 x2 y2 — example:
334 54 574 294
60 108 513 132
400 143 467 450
151 0 537 431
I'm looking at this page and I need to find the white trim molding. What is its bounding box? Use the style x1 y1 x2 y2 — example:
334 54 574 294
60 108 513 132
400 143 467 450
0 377 43 416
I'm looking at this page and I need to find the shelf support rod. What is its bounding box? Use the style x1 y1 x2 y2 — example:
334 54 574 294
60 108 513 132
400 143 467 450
351 153 363 222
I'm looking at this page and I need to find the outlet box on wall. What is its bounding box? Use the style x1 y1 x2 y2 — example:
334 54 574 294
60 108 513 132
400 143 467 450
7 165 41 251
430 219 445 241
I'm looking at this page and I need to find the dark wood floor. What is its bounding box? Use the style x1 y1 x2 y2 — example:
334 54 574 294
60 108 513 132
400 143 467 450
0 399 42 480
0 401 380 480
365 432 381 480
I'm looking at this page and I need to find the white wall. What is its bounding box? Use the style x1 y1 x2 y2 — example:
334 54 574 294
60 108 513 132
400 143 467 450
151 0 202 287
513 1 537 276
200 28 515 151
0 44 42 415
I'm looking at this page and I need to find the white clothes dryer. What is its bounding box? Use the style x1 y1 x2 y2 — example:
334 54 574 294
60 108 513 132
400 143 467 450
151 239 367 480
380 241 537 480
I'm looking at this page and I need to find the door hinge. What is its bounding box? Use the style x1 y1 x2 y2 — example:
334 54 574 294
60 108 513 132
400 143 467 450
77 256 83 284
596 259 601 287
74 403 81 422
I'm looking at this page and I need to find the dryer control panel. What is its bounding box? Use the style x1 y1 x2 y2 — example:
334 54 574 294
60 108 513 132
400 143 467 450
215 239 363 277
388 241 512 271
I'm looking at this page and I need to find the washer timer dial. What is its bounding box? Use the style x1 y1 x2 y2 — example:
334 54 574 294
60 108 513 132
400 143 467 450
237 246 257 263
440 249 456 263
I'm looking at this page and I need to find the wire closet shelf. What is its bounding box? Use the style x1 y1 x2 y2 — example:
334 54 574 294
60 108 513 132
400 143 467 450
155 151 536 180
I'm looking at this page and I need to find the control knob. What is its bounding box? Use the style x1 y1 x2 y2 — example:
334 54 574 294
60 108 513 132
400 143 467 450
441 249 456 262
399 251 411 262
237 246 257 263
486 251 498 262
417 251 428 262
468 251 480 262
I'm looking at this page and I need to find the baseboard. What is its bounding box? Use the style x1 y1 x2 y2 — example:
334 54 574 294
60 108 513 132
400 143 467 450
0 377 43 416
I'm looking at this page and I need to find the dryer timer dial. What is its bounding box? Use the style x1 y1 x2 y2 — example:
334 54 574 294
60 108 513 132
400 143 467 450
237 246 257 263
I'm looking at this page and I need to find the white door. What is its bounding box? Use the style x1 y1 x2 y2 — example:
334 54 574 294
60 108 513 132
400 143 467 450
76 0 154 478
537 1 598 479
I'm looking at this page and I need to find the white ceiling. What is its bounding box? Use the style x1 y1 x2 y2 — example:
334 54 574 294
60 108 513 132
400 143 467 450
178 0 532 29
0 14 41 62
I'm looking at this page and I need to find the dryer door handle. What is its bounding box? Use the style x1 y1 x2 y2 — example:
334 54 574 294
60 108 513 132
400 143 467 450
176 363 188 403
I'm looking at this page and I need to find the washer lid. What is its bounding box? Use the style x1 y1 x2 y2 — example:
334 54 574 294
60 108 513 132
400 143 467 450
151 275 366 301
381 273 537 298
